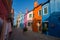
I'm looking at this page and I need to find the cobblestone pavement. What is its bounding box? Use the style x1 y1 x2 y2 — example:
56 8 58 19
9 28 60 40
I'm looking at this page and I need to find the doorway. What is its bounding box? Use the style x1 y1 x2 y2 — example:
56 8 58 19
42 21 48 34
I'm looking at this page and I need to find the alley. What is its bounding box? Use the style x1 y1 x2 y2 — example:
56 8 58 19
0 0 60 40
9 28 60 40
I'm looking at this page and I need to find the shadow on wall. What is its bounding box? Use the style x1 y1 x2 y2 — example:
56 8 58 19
47 12 60 38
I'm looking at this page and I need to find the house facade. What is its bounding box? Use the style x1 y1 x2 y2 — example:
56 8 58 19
48 0 60 37
20 12 24 29
32 1 42 32
16 14 20 28
27 11 33 31
0 0 12 40
24 9 28 28
42 0 60 37
42 0 50 34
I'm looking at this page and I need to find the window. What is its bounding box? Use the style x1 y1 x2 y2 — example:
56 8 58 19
29 14 32 18
44 22 48 28
28 22 30 26
44 7 48 15
39 10 41 16
28 22 32 26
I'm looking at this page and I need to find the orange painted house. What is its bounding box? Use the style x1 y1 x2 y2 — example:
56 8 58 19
32 1 42 32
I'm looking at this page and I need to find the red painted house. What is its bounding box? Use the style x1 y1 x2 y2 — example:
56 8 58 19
0 0 12 40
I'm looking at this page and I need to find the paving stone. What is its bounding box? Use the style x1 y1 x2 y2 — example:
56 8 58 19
9 28 60 40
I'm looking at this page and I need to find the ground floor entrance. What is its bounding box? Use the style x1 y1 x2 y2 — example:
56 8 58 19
42 21 48 34
32 20 42 32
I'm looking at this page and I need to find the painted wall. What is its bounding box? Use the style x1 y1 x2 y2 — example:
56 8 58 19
0 0 12 40
32 5 42 32
27 11 33 21
0 0 8 20
24 9 28 28
42 3 50 22
20 13 24 29
50 0 60 13
24 14 27 27
33 5 42 20
20 13 24 23
16 14 20 28
48 0 60 37
27 11 33 31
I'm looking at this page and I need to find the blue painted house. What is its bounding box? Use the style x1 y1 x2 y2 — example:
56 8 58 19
20 12 24 29
48 0 60 37
42 0 50 34
42 0 60 37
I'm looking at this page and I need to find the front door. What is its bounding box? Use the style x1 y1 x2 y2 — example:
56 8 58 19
42 21 48 34
37 21 41 31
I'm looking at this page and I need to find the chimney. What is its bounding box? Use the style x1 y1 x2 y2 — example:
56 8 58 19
34 0 38 7
26 8 28 14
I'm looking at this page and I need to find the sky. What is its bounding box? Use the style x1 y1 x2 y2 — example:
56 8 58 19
12 0 47 25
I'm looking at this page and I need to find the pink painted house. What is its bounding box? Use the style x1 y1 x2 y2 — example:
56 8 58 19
24 9 28 28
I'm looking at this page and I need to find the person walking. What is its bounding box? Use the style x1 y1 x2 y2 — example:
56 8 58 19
23 26 27 35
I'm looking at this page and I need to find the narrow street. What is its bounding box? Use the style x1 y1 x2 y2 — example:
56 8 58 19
9 28 60 40
0 0 60 40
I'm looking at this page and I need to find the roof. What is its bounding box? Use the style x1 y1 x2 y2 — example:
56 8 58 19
33 4 42 10
24 9 33 16
33 0 50 10
24 0 50 16
42 0 50 6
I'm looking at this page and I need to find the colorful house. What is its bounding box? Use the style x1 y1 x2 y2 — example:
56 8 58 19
27 11 33 31
48 0 60 37
42 0 50 34
32 0 42 32
20 12 24 29
16 13 20 28
24 9 28 28
42 0 60 37
0 0 12 40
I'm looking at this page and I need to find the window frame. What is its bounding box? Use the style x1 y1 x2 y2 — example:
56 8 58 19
29 14 32 18
43 6 48 15
38 10 42 16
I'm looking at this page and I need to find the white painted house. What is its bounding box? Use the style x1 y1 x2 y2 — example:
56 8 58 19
27 11 33 31
16 13 20 28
